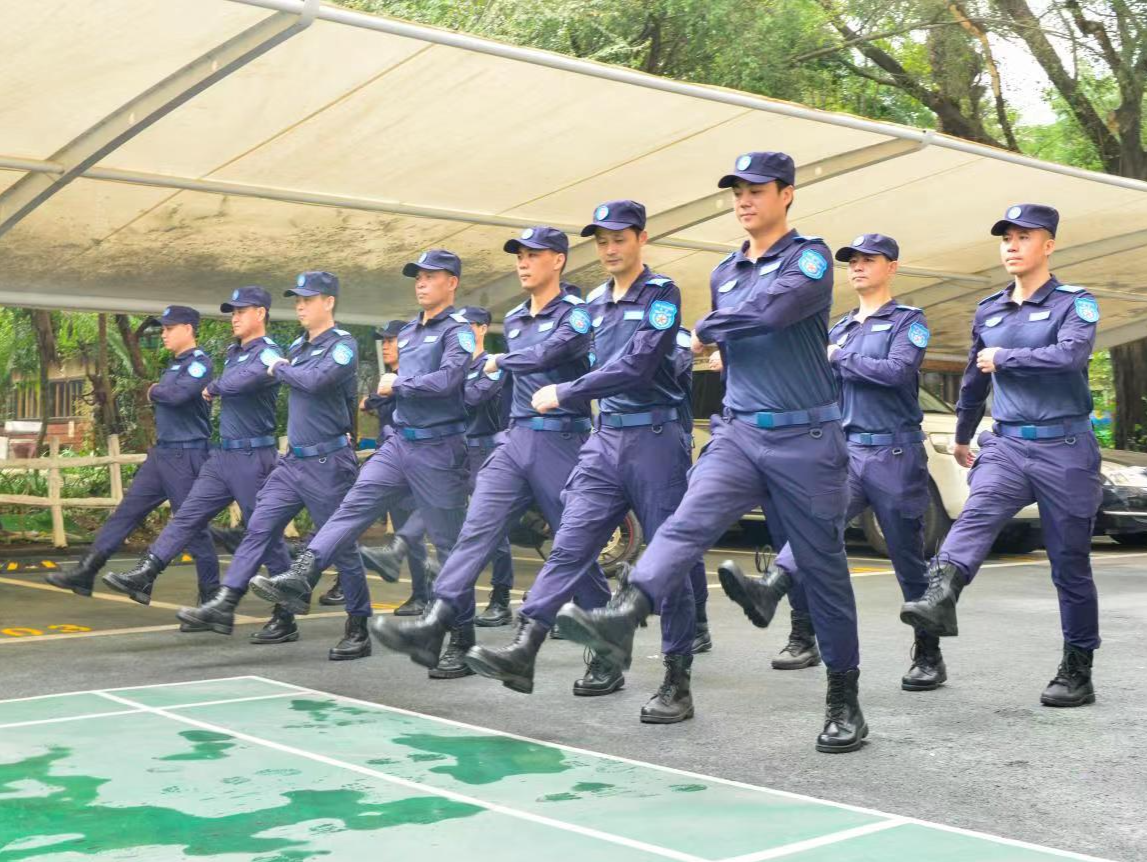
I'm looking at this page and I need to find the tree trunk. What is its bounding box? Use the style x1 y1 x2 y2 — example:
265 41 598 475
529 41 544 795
30 310 57 456
114 314 156 446
1111 339 1147 450
86 313 118 439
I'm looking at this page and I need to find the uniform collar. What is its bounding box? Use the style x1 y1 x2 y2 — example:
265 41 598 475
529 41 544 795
308 325 341 346
1002 276 1060 307
851 299 899 323
597 265 653 305
513 290 566 319
735 228 801 264
418 305 456 326
175 347 199 360
236 335 268 352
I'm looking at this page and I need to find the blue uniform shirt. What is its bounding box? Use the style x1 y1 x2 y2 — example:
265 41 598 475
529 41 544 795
393 308 471 430
695 230 837 414
828 300 927 433
206 336 283 441
554 266 688 415
274 325 358 447
465 352 508 438
365 393 397 431
955 276 1097 443
496 291 593 421
149 347 213 444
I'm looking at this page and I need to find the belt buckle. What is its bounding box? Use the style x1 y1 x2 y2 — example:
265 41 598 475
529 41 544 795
755 412 775 429
402 428 417 441
859 433 874 445
1020 425 1038 440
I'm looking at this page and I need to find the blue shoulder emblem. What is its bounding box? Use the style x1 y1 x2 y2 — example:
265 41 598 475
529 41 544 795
796 249 828 280
569 307 592 334
649 300 678 331
458 329 477 352
259 347 281 367
1074 296 1100 323
187 361 207 379
562 294 584 305
332 342 355 366
907 322 931 349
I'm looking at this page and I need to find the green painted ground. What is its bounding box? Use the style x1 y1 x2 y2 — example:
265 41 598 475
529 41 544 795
0 678 1111 862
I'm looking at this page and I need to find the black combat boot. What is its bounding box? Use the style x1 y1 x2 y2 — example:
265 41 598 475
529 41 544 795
476 585 513 627
555 576 652 672
573 648 625 696
816 668 868 753
249 605 299 644
692 622 712 655
393 594 427 617
370 599 455 668
101 553 165 606
329 615 371 661
900 558 967 637
179 585 217 633
176 587 244 636
249 550 319 615
429 625 476 679
359 537 406 583
641 654 694 724
464 616 549 694
718 559 790 628
318 575 345 606
772 610 821 670
1040 642 1095 707
901 631 947 691
45 549 108 597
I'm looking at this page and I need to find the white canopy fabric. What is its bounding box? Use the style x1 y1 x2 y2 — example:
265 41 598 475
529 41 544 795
2 0 1146 359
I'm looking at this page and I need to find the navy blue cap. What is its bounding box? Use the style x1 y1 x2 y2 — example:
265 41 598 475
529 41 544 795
504 226 570 255
221 285 272 313
579 200 646 236
373 319 406 340
718 151 796 189
835 233 900 262
402 249 462 278
990 203 1059 238
149 305 199 328
459 306 492 326
285 271 339 297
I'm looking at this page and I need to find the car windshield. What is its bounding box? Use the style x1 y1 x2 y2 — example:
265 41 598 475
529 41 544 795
919 388 955 414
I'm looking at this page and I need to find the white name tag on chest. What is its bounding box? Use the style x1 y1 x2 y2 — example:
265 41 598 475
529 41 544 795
717 279 738 294
870 323 892 332
238 354 250 362
539 321 555 332
623 310 644 321
1029 310 1051 321
423 335 438 343
467 371 479 379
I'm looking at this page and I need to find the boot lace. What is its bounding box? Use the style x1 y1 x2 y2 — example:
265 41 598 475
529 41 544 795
825 674 850 724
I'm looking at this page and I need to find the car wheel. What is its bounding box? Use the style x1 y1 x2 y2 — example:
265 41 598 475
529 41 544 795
598 511 643 577
1112 532 1147 547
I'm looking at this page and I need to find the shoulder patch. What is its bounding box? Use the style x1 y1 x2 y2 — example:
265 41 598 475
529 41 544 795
259 347 281 367
187 361 207 379
569 307 592 334
649 300 678 331
587 283 608 303
647 276 672 287
333 328 350 336
907 321 931 349
1055 284 1085 293
458 329 477 352
978 290 1005 306
450 312 469 323
796 249 829 280
1074 296 1100 323
331 342 355 366
676 330 693 349
562 294 585 305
